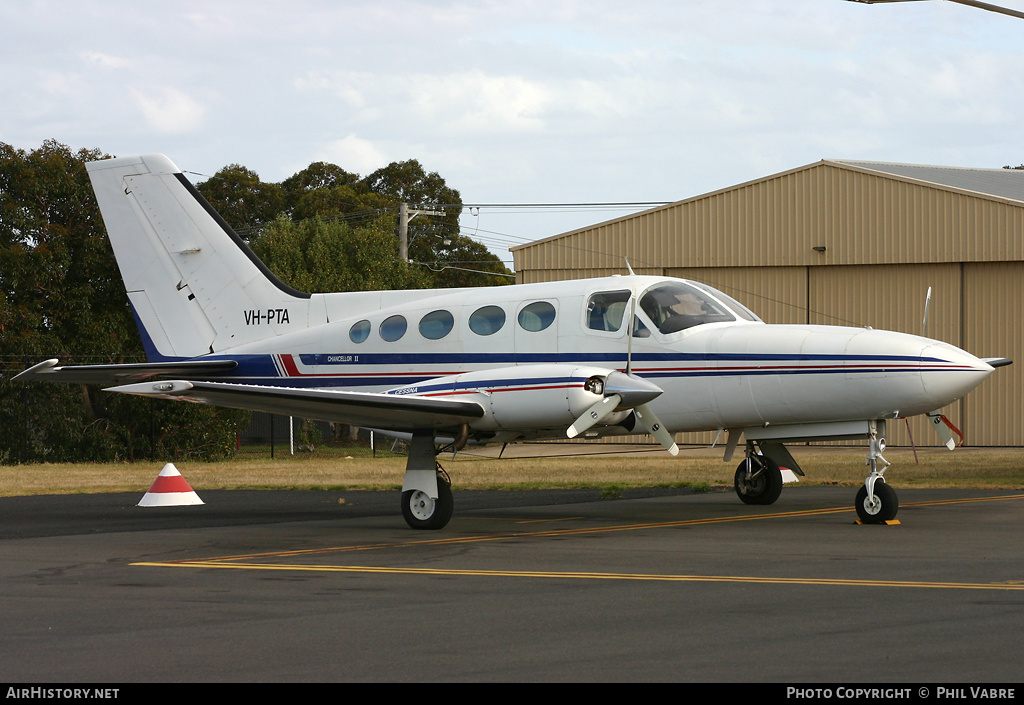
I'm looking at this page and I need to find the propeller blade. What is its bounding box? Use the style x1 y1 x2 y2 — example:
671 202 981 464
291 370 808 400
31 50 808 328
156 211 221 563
567 394 622 438
633 403 679 456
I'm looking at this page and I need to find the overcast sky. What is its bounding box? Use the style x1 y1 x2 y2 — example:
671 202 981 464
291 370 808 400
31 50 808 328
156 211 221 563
3 0 1023 269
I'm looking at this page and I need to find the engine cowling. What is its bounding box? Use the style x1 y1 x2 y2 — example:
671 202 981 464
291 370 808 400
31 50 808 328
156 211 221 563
386 364 659 433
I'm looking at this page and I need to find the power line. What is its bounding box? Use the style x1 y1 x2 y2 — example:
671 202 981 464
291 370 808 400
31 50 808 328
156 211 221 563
458 201 672 208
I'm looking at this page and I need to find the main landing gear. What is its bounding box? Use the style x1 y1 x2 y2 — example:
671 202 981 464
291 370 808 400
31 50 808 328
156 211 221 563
400 432 457 530
402 465 453 530
733 451 784 505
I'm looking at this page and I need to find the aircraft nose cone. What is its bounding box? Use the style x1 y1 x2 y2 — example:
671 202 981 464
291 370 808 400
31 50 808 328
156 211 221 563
920 341 994 406
603 371 664 408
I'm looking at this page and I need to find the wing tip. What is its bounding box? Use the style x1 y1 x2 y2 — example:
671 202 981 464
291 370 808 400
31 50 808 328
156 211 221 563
11 358 60 381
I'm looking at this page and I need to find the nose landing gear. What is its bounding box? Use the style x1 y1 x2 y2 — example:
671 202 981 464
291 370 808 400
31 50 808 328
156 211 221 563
856 422 899 524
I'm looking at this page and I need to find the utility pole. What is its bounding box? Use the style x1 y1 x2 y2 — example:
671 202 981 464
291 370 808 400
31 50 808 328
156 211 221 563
398 202 445 263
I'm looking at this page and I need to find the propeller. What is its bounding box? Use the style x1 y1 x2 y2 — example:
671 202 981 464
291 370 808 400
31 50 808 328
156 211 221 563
566 290 679 455
566 370 680 455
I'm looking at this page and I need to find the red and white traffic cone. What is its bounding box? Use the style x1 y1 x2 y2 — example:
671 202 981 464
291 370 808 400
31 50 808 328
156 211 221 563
138 463 204 507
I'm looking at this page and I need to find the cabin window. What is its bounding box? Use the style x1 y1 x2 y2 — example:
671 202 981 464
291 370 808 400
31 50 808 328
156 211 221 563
469 305 506 336
419 310 455 340
349 320 371 343
518 301 556 332
586 290 631 332
380 315 408 342
639 282 734 334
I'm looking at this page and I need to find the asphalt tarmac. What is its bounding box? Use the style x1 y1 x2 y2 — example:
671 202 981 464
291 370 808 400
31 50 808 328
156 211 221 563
2 485 1023 683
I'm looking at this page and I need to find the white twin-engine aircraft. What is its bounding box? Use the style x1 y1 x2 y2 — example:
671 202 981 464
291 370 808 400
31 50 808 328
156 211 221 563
16 154 1011 529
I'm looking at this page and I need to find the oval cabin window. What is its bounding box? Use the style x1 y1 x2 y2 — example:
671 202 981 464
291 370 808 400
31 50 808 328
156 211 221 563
517 301 556 332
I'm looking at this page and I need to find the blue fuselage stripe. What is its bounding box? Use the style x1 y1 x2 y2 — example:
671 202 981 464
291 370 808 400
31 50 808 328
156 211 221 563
183 351 968 391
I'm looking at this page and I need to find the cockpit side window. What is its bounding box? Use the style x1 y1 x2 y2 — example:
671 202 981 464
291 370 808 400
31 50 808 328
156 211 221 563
639 282 735 334
586 290 631 332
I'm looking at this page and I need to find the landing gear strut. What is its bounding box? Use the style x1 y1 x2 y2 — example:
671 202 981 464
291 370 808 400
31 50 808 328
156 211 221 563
734 448 783 505
856 421 899 524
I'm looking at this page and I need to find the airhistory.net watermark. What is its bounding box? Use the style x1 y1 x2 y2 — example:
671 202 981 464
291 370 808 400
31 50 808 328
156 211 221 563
6 689 119 700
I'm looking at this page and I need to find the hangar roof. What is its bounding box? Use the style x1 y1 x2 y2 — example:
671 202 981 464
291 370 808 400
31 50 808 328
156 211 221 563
833 160 1024 204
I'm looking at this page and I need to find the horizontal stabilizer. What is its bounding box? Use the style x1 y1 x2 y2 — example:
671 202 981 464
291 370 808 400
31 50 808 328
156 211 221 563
106 380 485 433
12 358 238 384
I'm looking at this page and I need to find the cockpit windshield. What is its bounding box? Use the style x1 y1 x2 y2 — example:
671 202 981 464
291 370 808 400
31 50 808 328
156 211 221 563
639 282 736 334
689 282 762 322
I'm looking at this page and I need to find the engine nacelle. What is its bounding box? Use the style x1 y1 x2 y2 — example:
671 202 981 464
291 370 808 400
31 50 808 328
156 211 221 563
387 364 631 432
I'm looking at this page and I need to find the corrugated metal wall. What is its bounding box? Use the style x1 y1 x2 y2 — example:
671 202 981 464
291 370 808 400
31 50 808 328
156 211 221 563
512 161 1024 447
963 262 1024 446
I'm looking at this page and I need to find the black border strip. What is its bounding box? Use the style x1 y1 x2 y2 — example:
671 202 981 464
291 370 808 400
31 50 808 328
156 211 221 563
174 173 311 300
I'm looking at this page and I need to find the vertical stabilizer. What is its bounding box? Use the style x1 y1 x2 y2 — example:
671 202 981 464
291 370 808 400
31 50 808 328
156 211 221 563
87 155 318 360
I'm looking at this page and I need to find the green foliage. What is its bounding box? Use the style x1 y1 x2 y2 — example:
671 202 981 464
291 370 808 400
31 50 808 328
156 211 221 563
198 164 285 229
0 140 127 360
0 141 249 464
199 156 512 290
251 214 428 292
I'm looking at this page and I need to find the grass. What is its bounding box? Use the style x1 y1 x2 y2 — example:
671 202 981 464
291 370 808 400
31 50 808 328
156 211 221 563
2 444 1022 497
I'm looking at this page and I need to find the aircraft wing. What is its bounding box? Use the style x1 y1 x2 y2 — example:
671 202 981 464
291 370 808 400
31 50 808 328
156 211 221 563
105 380 486 433
12 358 239 384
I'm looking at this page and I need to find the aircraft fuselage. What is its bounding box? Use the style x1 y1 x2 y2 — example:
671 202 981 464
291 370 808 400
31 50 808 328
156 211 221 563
202 274 993 440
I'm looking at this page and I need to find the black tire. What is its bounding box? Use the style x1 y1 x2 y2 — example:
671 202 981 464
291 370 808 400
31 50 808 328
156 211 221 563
734 455 783 505
401 473 454 530
855 481 899 524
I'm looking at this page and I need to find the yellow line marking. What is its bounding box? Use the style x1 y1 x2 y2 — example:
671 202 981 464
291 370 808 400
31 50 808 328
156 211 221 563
155 493 1024 564
162 508 837 564
130 561 1024 591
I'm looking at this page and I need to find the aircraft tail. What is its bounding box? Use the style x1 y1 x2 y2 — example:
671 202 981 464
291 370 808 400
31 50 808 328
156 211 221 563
87 155 318 360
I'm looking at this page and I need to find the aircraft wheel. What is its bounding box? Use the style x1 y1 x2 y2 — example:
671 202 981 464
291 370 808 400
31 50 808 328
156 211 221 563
401 473 453 530
855 481 899 524
734 455 783 505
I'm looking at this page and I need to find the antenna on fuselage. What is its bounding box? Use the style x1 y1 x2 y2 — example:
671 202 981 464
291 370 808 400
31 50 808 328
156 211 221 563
624 258 635 276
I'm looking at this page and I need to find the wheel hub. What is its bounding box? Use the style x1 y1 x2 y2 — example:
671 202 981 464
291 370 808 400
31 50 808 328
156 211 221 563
861 494 882 515
407 490 436 520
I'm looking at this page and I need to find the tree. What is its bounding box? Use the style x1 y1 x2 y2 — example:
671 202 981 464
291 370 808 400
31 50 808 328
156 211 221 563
0 141 247 463
361 159 512 287
363 159 460 207
282 162 392 223
201 156 512 290
250 214 426 293
197 164 285 230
